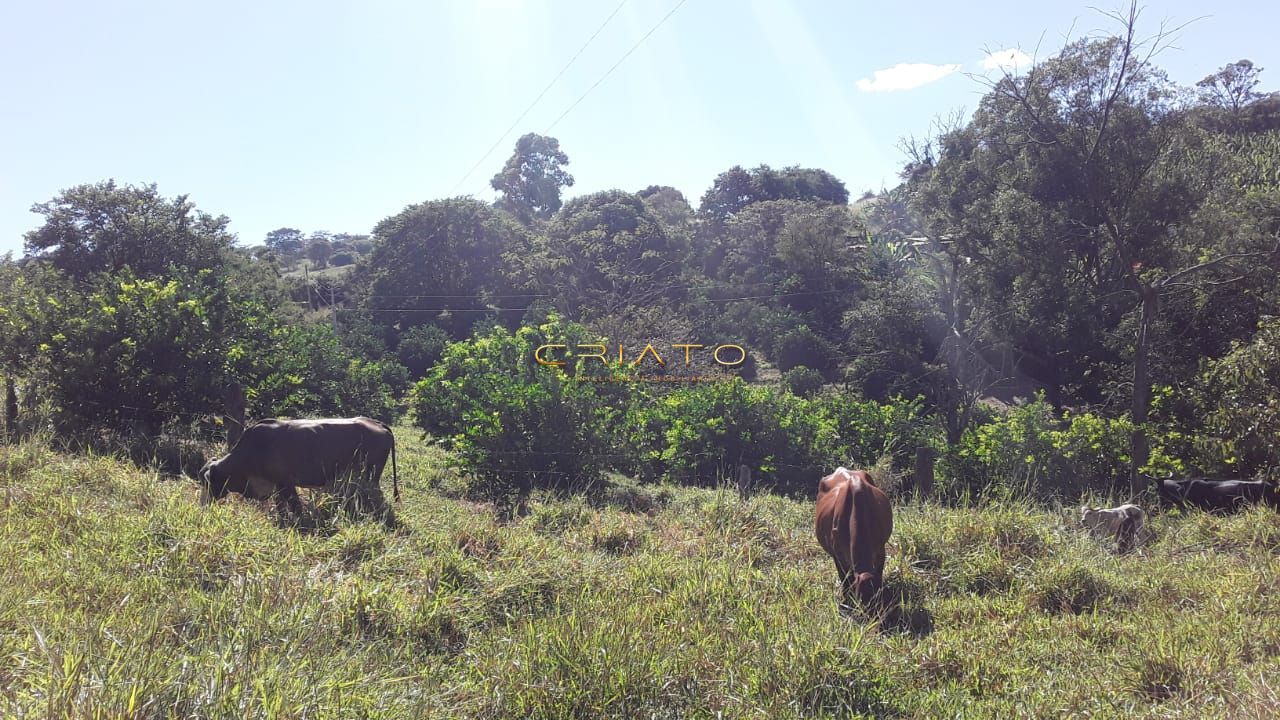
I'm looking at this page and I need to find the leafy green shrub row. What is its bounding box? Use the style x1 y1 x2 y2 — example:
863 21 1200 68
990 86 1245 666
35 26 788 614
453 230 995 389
410 316 944 501
939 397 1143 500
407 322 1220 505
12 268 407 443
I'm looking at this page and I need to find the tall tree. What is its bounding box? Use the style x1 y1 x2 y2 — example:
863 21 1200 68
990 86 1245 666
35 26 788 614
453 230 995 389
1197 60 1266 116
264 227 306 258
306 234 333 269
490 133 575 222
526 190 680 322
354 198 527 337
699 165 849 227
24 180 235 279
912 3 1280 494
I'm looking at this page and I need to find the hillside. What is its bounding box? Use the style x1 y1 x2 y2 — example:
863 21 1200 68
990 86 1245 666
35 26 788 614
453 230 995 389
3 434 1279 718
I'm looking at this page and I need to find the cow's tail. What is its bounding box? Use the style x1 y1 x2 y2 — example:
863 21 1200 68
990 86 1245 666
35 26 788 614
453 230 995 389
391 429 400 503
847 480 869 572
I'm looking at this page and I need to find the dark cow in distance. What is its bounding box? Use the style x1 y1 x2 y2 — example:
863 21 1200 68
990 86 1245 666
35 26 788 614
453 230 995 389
815 467 893 608
199 417 398 517
1153 474 1280 514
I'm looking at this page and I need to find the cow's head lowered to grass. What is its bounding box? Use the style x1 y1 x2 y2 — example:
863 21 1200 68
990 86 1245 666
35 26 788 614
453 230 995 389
197 457 240 504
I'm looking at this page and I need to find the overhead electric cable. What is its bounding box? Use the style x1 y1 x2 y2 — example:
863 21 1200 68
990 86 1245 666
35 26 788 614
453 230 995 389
544 0 691 133
449 0 630 195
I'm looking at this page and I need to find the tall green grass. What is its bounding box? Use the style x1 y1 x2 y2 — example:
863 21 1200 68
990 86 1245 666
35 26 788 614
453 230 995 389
3 435 1279 718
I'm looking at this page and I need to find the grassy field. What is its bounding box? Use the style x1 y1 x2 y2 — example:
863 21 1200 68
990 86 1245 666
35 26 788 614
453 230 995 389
280 263 354 280
3 431 1280 719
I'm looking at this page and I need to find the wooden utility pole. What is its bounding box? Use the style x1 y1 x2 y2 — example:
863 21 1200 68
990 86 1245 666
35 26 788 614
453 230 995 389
331 285 338 333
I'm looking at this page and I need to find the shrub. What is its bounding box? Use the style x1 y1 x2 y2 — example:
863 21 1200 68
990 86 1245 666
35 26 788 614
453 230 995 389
625 378 833 494
250 323 403 423
783 366 825 397
809 391 940 470
772 326 837 374
940 397 1135 501
397 324 451 379
408 317 621 516
1197 318 1280 475
330 252 356 267
32 270 273 438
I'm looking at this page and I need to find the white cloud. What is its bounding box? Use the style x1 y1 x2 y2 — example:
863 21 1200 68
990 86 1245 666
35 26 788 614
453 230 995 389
981 48 1032 74
855 63 961 92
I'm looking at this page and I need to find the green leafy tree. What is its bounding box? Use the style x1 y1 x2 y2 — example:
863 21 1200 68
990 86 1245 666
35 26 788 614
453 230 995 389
703 199 858 348
490 133 575 223
397 324 451 379
23 181 235 279
306 234 332 269
638 185 695 233
525 190 681 321
264 227 306 260
1198 318 1280 475
1197 60 1266 117
354 198 528 337
910 10 1280 493
699 164 849 227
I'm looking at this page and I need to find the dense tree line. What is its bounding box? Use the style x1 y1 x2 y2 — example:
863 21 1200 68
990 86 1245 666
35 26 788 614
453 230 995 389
2 15 1278 504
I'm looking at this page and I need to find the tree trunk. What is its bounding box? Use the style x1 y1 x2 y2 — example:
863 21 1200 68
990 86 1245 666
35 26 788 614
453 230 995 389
1129 287 1159 498
3 376 16 441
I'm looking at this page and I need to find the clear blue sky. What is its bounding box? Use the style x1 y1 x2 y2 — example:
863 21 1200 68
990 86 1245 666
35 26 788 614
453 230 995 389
1 0 1275 255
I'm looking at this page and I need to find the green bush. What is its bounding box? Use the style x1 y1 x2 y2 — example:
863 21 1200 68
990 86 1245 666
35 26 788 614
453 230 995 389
32 270 272 438
408 317 621 515
250 323 404 423
940 397 1135 500
771 326 837 374
1197 318 1280 475
810 391 940 470
397 324 451 379
782 366 824 397
625 378 833 493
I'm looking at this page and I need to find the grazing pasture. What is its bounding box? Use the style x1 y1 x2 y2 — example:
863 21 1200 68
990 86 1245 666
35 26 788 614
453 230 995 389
4 434 1280 719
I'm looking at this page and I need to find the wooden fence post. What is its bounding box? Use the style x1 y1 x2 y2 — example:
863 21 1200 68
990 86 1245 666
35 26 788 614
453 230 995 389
913 446 936 498
737 463 753 500
224 384 246 449
3 376 16 441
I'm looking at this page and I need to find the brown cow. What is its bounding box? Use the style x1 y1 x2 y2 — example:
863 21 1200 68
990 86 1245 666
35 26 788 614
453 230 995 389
815 467 893 607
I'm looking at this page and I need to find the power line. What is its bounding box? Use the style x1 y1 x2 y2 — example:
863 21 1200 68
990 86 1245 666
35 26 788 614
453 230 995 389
342 287 853 314
544 0 692 133
364 292 550 299
449 0 631 195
